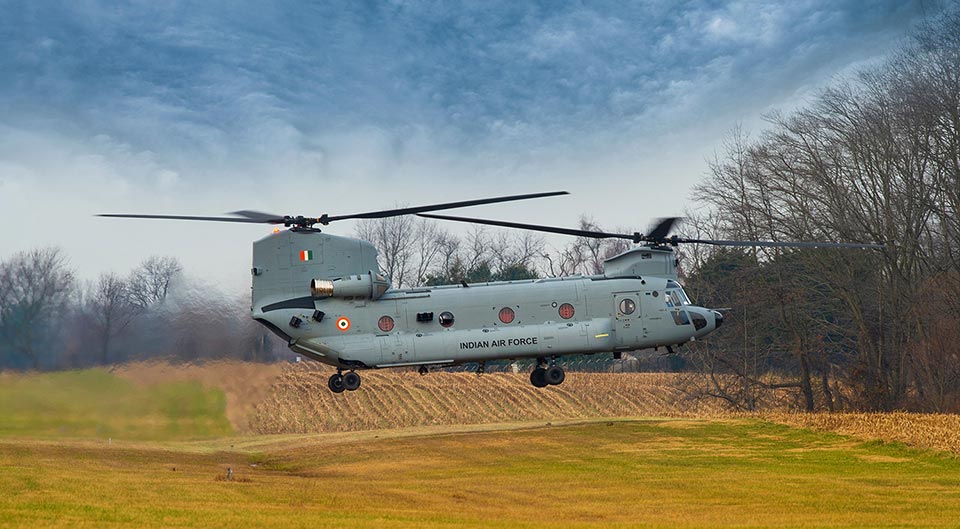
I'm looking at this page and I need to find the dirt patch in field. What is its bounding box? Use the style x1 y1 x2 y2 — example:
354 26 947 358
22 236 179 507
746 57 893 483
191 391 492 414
113 361 284 432
856 454 911 463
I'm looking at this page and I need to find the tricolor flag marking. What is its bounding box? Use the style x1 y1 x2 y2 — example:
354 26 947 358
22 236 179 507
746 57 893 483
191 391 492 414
300 250 313 261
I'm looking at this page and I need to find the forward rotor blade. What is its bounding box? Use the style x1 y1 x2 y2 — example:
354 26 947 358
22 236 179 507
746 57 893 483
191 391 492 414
647 217 681 240
680 238 884 249
96 213 273 224
321 191 569 224
418 213 637 241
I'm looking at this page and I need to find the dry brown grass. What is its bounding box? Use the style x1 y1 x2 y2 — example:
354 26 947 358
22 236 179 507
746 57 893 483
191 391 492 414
105 361 960 455
764 411 960 454
248 363 729 434
113 360 284 432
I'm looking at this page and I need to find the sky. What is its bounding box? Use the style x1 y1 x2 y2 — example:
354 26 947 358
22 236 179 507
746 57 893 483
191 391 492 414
0 0 947 292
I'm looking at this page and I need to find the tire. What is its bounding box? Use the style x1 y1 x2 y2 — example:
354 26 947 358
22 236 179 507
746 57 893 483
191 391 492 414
545 365 565 386
530 367 548 388
343 371 362 391
328 373 345 393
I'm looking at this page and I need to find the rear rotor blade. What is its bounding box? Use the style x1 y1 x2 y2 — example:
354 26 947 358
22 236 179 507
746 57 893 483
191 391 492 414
418 213 640 241
321 191 569 224
420 213 884 249
647 217 681 240
679 238 884 249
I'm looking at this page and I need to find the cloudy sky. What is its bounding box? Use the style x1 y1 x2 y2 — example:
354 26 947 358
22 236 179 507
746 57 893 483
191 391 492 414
0 0 945 291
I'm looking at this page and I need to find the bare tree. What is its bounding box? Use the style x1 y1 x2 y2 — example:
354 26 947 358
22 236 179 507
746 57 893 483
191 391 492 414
542 243 585 277
128 255 182 308
577 216 608 275
410 219 449 287
89 272 140 364
489 231 544 279
0 248 75 369
428 230 463 283
356 214 417 287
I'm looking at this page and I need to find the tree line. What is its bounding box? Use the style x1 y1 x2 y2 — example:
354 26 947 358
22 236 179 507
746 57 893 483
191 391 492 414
679 11 960 413
0 250 279 370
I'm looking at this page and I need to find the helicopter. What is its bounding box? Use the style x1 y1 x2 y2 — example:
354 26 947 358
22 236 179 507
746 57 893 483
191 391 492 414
100 191 882 393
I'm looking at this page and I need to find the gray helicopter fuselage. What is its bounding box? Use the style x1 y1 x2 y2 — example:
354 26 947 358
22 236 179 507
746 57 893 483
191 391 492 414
249 229 720 370
253 274 719 369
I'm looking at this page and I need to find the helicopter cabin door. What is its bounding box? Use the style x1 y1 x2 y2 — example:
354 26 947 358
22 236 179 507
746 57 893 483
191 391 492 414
613 292 642 349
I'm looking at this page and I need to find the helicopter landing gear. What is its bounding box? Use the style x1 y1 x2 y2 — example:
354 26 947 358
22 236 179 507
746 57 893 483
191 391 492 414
530 357 565 388
328 370 361 393
530 367 548 388
328 373 345 393
545 365 565 386
418 365 429 376
343 371 361 391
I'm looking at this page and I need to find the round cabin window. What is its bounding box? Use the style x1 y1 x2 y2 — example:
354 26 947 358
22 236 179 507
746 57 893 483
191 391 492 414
439 311 455 328
378 315 395 332
498 307 515 324
619 298 637 315
558 303 575 319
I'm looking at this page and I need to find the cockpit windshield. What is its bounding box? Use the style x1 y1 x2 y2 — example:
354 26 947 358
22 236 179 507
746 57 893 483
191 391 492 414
664 280 691 307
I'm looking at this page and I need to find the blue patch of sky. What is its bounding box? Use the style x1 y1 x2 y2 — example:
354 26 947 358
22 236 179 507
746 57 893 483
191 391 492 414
0 0 940 172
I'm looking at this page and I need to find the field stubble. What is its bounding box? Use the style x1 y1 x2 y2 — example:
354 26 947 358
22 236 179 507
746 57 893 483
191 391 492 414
249 364 728 434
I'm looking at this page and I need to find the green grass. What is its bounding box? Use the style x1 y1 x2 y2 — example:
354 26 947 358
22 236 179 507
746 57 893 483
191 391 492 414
1 419 959 528
0 369 233 440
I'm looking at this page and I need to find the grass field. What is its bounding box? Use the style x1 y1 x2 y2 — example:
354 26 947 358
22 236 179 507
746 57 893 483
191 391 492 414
2 419 960 528
0 369 232 440
2 365 960 528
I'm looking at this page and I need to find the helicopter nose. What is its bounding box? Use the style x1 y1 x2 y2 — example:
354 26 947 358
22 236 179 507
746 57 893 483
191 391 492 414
713 310 724 329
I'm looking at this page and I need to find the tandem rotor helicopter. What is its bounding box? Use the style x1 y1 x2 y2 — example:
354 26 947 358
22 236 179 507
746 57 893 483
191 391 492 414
100 191 881 393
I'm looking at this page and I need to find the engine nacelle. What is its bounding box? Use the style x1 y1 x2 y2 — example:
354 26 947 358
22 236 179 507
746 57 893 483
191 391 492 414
310 271 389 301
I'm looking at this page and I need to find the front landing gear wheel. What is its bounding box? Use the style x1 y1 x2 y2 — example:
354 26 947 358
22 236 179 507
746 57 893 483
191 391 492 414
530 367 548 388
545 365 565 386
328 373 345 393
343 371 361 391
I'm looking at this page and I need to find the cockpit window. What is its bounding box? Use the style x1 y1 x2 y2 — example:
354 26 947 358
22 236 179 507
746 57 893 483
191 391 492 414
664 282 691 307
665 290 686 307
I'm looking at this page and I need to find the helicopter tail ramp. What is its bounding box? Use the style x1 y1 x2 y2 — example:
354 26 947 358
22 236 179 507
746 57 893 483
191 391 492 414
250 229 381 308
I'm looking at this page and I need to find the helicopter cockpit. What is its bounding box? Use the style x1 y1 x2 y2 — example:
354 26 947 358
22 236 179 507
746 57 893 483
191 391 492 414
662 280 708 329
664 280 691 307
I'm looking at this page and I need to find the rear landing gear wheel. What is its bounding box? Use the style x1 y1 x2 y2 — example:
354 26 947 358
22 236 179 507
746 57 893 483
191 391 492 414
343 371 362 391
328 373 345 393
530 367 548 388
545 365 565 386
